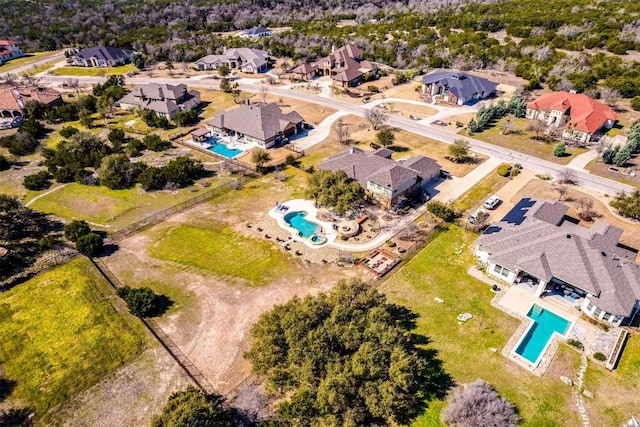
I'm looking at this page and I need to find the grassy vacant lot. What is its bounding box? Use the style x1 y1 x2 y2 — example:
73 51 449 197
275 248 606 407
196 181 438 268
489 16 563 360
0 51 59 73
379 226 582 427
470 117 589 165
50 64 138 76
0 257 144 418
148 223 294 286
28 181 222 230
453 168 510 213
584 158 640 187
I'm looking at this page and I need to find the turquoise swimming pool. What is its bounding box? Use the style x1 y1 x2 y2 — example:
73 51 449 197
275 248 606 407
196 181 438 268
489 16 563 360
284 211 320 238
515 304 571 364
206 138 243 158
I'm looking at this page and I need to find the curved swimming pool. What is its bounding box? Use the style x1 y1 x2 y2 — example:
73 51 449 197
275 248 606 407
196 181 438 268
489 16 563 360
284 211 320 238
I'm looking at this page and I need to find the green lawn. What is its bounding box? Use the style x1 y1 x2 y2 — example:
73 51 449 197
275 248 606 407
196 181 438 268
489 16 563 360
379 226 581 426
50 64 138 76
0 257 145 418
147 223 294 286
28 182 221 230
0 51 59 73
469 117 589 165
453 168 510 213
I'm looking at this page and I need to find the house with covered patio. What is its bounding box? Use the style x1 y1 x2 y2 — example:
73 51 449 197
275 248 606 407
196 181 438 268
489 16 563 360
476 198 640 327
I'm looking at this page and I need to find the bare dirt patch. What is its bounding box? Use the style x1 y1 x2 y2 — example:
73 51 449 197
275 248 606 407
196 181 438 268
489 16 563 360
48 346 192 427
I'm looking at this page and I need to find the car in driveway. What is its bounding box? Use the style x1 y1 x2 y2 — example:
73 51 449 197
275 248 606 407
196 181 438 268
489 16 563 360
468 209 489 225
483 195 501 210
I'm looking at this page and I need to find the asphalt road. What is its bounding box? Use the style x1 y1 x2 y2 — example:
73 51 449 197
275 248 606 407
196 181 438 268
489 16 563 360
40 74 636 196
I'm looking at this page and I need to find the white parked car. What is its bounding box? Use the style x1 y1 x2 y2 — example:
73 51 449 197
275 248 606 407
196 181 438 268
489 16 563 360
483 195 501 210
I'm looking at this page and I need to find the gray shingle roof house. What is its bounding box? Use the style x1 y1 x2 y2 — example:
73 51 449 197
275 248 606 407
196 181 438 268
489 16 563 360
290 44 378 87
205 103 305 149
117 83 201 119
476 198 640 326
239 27 273 39
195 48 269 73
317 147 440 208
422 71 497 105
70 46 131 67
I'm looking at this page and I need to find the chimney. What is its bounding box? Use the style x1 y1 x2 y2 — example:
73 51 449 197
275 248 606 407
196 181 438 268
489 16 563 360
349 146 355 154
332 44 336 53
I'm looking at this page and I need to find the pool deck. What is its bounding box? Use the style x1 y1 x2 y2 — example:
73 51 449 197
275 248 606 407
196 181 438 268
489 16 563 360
268 199 337 249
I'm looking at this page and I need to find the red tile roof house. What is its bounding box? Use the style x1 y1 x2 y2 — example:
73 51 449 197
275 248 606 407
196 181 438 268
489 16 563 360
117 83 201 119
290 44 379 87
205 103 305 149
0 40 25 65
318 147 440 209
70 46 131 67
476 198 640 327
0 85 63 120
526 91 618 144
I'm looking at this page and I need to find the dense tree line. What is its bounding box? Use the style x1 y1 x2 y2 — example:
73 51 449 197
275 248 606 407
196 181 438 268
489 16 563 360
3 0 640 97
0 195 61 281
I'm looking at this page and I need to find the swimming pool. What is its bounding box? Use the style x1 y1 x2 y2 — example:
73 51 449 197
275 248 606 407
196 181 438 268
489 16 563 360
284 211 320 238
514 304 571 365
205 138 243 158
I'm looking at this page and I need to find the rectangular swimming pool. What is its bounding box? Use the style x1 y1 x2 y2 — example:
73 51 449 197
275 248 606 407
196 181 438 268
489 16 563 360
514 304 571 365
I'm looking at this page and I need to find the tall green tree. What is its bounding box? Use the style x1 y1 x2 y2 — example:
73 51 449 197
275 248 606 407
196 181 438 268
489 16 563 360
304 169 364 214
245 279 449 426
98 153 136 189
376 128 395 147
251 149 272 172
151 386 234 427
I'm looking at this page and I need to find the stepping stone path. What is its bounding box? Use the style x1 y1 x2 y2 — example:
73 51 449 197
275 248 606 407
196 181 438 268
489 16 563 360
574 354 590 427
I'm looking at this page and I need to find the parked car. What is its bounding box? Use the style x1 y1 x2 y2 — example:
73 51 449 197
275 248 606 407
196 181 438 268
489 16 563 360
440 170 452 179
468 209 489 225
483 195 501 210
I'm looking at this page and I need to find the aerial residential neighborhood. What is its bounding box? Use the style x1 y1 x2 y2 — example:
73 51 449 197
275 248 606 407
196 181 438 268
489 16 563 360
1 1 640 426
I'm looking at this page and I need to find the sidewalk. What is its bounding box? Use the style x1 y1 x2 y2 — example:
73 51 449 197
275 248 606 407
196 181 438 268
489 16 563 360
433 157 503 203
290 110 349 150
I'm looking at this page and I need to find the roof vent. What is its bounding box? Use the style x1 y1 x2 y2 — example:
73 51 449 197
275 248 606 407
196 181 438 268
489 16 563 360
566 234 571 238
601 251 606 257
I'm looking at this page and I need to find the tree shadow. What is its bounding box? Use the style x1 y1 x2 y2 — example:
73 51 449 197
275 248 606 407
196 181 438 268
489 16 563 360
150 294 174 317
387 303 419 330
0 378 16 402
0 407 32 426
98 243 119 257
389 145 409 152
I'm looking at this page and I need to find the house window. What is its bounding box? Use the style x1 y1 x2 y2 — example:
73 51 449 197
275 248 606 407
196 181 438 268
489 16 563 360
492 264 511 278
611 315 622 324
602 313 611 322
593 307 603 318
585 301 594 312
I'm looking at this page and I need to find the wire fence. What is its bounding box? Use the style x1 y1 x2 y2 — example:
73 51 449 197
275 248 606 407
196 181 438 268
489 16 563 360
109 174 256 241
88 257 217 396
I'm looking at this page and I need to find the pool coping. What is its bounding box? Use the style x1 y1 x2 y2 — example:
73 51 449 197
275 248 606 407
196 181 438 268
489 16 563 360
268 199 337 249
509 303 575 371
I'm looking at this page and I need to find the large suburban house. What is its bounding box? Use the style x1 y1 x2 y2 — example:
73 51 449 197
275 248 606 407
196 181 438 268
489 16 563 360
117 83 201 119
421 71 497 105
290 44 379 87
476 198 640 327
239 27 273 39
0 40 24 65
318 147 440 208
526 91 618 144
69 46 131 67
195 48 269 73
205 103 305 149
0 85 62 120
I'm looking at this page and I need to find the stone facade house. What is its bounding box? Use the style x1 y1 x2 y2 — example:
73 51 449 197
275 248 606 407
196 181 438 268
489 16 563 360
317 147 440 208
70 46 131 67
195 48 269 73
476 198 640 327
526 91 618 144
205 103 305 149
239 27 273 39
0 85 62 123
117 83 201 119
421 71 497 105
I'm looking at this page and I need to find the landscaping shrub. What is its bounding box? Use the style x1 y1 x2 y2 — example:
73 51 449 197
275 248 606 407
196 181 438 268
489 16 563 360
75 232 103 256
427 200 457 222
142 134 172 152
497 164 512 177
0 155 9 171
59 126 79 138
120 286 158 317
553 142 566 157
64 220 91 242
632 96 640 112
442 380 520 427
23 171 52 190
593 352 607 362
567 338 583 350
